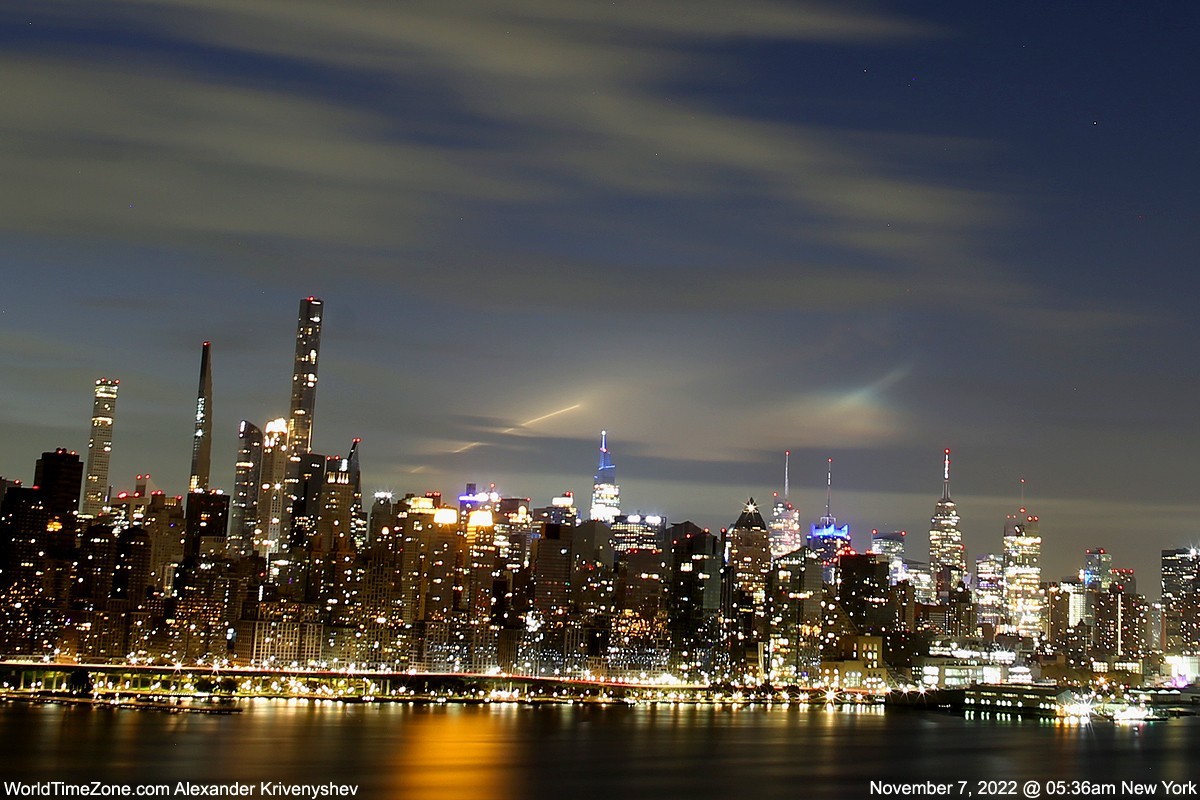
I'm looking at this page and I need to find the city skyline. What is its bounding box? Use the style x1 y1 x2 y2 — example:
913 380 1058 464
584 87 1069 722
0 310 1185 595
2 2 1198 590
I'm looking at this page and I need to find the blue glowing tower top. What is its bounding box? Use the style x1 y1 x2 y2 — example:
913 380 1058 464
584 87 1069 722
807 457 850 583
595 430 616 484
590 430 620 523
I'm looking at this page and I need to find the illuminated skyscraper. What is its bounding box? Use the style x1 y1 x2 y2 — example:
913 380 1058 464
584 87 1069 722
806 458 849 584
766 546 822 682
589 430 620 523
1160 548 1200 654
287 297 323 455
534 492 578 527
974 553 1006 631
186 341 214 493
1081 548 1113 590
346 438 367 548
316 454 356 557
254 418 290 557
869 530 907 585
1002 509 1043 638
928 449 966 595
724 498 772 680
770 451 804 558
610 513 665 553
229 420 263 558
82 378 119 518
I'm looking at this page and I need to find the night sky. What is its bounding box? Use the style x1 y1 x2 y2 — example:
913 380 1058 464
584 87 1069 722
2 2 1197 590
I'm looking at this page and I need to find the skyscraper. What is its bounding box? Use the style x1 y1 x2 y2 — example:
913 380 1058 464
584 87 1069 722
666 521 723 680
229 420 263 558
724 498 772 680
346 438 367 548
254 418 290 557
869 530 907 584
188 341 213 494
769 451 804 558
1160 548 1200 654
589 430 620 523
1082 548 1113 591
1002 510 1043 638
34 448 83 532
82 378 119 518
974 553 1006 631
928 449 966 595
287 297 323 456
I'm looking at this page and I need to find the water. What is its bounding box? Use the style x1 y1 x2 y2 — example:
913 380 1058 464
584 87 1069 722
0 701 1195 799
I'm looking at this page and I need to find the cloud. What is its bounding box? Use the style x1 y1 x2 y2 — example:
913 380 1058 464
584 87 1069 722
0 0 1027 314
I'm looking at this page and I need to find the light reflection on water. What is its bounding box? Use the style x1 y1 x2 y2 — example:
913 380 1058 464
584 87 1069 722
1 702 1196 799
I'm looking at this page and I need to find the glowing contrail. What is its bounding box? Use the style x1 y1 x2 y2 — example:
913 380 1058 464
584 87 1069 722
512 403 582 431
452 403 583 454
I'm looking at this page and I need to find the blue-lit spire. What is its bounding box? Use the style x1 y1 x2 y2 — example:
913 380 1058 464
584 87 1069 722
589 430 620 522
595 429 616 484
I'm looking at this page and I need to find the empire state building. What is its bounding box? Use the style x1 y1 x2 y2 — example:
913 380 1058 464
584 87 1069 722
929 449 966 595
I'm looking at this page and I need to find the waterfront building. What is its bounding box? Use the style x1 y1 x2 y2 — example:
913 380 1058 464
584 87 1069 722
766 545 822 682
1161 548 1200 653
1002 510 1043 638
724 498 772 680
1093 585 1150 661
974 553 1005 632
666 521 723 680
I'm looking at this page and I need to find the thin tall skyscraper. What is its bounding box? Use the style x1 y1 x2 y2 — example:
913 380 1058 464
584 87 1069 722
188 341 213 493
346 437 367 547
928 449 965 595
287 297 323 456
589 430 620 522
82 378 119 517
255 418 290 557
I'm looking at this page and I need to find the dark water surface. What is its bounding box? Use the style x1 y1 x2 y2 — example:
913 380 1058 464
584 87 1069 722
1 701 1195 799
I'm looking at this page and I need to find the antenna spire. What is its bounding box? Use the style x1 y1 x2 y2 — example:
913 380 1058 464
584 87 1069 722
942 448 951 500
1019 477 1026 513
784 450 790 501
825 457 833 517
